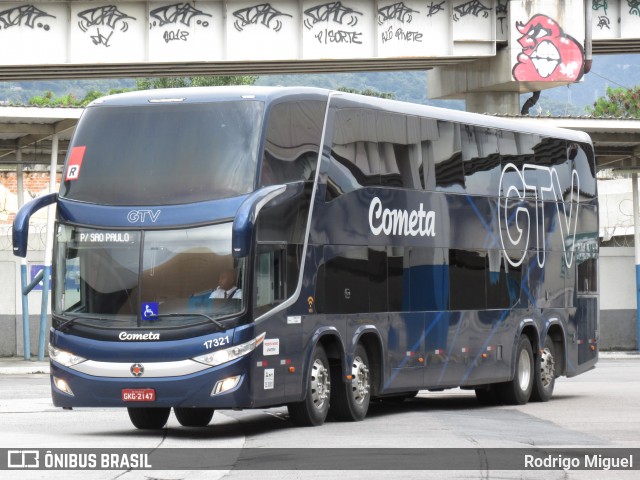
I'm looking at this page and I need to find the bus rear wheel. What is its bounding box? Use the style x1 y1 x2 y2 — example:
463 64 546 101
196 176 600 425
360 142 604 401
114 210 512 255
174 407 215 427
530 336 556 402
127 407 170 429
330 343 371 421
288 344 331 427
497 336 534 405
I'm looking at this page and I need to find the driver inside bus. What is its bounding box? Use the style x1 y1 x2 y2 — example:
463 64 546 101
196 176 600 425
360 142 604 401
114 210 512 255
210 269 242 300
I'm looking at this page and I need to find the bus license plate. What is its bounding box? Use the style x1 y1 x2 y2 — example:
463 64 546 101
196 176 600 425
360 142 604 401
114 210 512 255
122 389 155 402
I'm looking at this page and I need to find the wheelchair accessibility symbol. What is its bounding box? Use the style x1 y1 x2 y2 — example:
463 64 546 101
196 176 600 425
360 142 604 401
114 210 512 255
142 302 159 321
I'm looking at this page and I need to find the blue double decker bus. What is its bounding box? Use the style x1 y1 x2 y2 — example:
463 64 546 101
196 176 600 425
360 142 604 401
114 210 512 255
13 87 598 429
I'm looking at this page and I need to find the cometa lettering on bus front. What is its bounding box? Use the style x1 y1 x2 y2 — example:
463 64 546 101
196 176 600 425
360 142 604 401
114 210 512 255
119 332 160 341
368 196 436 237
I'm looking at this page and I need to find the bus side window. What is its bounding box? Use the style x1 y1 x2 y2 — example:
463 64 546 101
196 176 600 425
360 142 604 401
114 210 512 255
254 244 286 316
431 121 465 192
463 126 501 196
260 100 325 187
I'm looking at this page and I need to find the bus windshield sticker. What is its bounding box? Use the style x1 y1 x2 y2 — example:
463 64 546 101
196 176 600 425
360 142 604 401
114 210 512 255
141 302 159 321
78 232 133 243
65 146 86 181
263 339 280 356
264 368 274 390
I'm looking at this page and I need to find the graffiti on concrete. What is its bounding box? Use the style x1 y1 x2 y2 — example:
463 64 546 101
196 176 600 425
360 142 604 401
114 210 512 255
592 0 609 14
452 0 491 22
512 14 584 82
78 5 136 47
378 2 422 43
629 0 640 16
377 2 419 25
149 3 212 44
0 4 55 31
304 2 363 45
150 3 211 28
233 4 292 32
597 15 611 29
496 0 508 34
303 2 362 30
426 1 446 18
593 0 611 30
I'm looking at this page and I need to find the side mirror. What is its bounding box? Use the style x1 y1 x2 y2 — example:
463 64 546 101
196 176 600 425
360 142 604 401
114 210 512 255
12 193 57 258
232 183 304 258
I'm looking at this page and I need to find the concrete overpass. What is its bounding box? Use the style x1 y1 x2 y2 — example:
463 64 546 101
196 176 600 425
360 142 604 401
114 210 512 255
2 1 640 113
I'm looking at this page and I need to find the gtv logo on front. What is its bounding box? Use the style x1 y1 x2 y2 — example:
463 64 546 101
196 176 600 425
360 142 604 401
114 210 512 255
127 209 161 224
498 163 579 268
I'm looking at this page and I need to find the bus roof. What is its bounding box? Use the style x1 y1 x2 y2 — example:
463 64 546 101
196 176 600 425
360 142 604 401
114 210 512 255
90 86 592 146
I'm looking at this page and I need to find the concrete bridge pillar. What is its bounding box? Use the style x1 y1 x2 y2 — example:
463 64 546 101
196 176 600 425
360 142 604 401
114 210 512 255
465 92 520 115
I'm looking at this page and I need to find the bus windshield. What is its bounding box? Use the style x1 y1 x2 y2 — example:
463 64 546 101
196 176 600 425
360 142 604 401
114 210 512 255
53 223 246 329
60 100 264 205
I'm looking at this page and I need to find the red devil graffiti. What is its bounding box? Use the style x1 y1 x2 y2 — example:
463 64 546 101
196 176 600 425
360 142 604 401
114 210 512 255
512 14 584 82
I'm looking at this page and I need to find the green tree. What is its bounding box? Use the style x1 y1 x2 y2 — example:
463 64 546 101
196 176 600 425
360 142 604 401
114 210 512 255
587 86 640 118
337 86 395 99
135 75 257 90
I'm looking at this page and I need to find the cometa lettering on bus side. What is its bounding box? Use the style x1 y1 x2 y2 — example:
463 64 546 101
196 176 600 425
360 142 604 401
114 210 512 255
368 197 436 237
118 331 160 341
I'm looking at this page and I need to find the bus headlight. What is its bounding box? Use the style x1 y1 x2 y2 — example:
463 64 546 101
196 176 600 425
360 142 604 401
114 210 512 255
193 333 266 367
48 345 87 367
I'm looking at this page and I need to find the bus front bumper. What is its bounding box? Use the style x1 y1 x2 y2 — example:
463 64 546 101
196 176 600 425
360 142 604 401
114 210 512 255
49 358 254 409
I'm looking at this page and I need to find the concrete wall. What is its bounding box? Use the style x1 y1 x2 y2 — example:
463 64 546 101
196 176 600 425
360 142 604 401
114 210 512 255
599 247 637 350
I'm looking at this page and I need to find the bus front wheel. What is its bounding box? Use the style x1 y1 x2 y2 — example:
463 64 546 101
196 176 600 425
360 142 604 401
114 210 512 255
174 407 215 427
330 343 371 421
288 344 331 427
127 407 170 429
497 336 534 405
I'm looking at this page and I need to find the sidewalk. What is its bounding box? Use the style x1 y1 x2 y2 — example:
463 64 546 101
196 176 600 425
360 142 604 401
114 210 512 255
0 352 638 375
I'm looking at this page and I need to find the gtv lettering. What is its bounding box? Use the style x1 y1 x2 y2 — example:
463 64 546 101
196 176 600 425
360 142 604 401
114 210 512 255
499 163 579 268
369 197 436 237
127 209 161 224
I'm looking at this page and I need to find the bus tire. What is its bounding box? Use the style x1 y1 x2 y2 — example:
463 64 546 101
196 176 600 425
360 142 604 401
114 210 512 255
174 407 215 427
530 336 556 402
288 344 331 427
497 336 534 405
330 343 371 421
127 407 170 429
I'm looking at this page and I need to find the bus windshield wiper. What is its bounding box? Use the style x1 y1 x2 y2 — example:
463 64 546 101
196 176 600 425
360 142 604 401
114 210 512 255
57 315 111 332
149 313 226 331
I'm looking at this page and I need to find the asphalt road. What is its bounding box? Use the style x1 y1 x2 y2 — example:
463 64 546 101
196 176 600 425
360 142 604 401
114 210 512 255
0 357 638 479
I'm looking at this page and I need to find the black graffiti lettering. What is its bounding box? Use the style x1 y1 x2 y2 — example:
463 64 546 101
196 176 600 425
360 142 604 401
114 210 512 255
452 0 491 22
78 5 135 33
233 3 292 32
314 28 362 44
426 1 446 17
395 28 423 42
597 15 611 29
381 26 393 43
163 29 189 42
90 28 113 47
377 2 419 25
496 0 508 16
304 2 362 30
150 3 211 28
629 0 640 16
0 5 55 31
592 0 609 15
